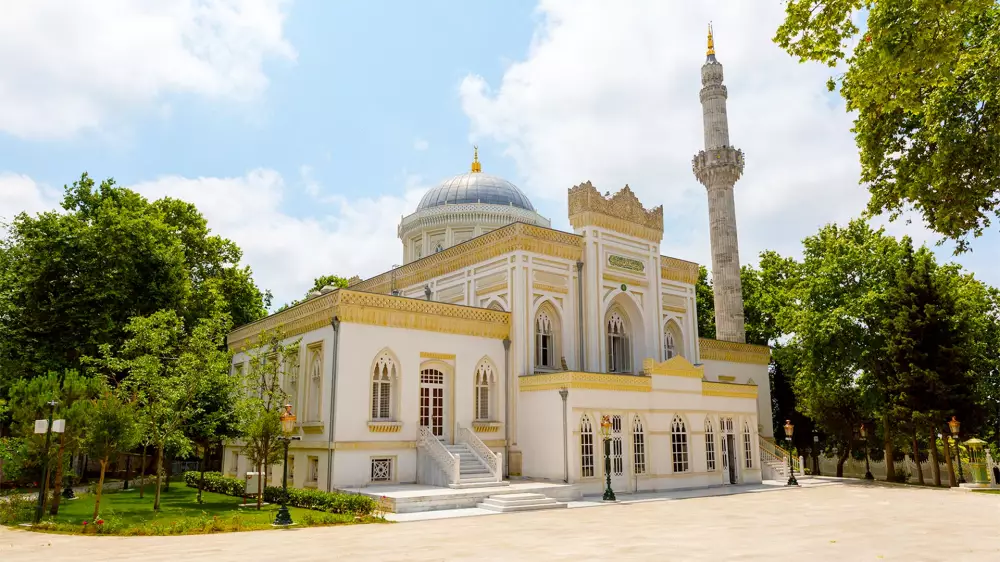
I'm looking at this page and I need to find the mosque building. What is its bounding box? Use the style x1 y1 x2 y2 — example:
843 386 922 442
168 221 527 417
224 29 781 511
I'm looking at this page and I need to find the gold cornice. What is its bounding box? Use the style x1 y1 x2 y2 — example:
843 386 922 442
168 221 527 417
699 338 771 365
533 282 569 294
642 356 704 379
603 271 647 288
660 256 700 285
229 290 511 350
567 182 663 242
354 222 583 295
702 380 758 399
519 372 652 393
420 352 456 360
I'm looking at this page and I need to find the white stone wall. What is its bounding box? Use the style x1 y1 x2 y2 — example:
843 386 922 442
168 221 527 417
701 359 774 439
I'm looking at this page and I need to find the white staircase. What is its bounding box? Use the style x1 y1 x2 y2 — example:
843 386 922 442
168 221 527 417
445 443 509 489
477 492 567 513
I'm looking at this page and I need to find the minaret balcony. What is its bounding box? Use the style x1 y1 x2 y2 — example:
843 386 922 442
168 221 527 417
692 147 745 187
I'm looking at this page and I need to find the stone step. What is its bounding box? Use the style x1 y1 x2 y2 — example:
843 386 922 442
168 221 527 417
477 493 566 513
449 479 510 489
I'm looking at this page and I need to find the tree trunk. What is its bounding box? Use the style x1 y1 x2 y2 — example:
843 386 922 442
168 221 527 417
153 445 163 511
836 445 849 477
138 444 147 499
943 434 957 487
883 415 896 481
198 448 206 504
256 460 263 510
93 460 107 521
40 461 52 515
929 427 941 486
911 432 924 485
49 434 66 515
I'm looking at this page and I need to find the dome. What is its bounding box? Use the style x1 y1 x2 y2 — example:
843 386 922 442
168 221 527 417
416 172 536 212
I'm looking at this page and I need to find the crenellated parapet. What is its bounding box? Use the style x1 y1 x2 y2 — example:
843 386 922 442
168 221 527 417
567 181 664 242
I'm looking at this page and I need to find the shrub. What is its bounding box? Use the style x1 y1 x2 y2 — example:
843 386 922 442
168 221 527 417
0 494 34 524
183 471 377 516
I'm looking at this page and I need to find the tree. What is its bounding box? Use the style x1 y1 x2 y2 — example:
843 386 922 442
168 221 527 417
695 266 716 340
83 390 138 519
275 274 350 312
184 360 241 504
774 1 1000 252
237 327 298 509
0 174 269 397
103 308 233 511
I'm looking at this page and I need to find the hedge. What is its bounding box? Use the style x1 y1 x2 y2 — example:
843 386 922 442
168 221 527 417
183 471 377 516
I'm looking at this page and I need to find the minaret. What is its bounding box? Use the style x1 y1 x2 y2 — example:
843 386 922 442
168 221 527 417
692 24 747 343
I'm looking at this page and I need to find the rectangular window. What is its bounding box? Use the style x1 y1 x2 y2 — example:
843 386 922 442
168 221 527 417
581 430 594 478
230 450 238 474
371 457 393 483
308 456 319 483
706 432 716 471
633 428 646 475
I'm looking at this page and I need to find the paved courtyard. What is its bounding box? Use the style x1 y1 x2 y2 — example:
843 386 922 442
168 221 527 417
2 480 998 561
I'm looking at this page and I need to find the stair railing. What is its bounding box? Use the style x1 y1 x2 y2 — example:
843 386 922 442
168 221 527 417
457 424 503 482
418 426 460 485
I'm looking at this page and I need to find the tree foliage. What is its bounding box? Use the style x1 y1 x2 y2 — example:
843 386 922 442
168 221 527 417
774 0 1000 251
83 390 139 519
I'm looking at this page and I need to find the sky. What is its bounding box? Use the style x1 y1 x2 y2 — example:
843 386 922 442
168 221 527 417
1 0 997 309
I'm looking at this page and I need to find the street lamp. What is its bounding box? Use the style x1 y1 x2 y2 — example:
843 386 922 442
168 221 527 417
273 404 301 526
859 423 874 480
33 399 59 524
783 420 798 486
600 415 616 501
948 416 965 484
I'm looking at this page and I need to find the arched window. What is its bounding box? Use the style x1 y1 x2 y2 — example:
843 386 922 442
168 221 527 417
743 421 754 468
671 415 689 473
664 331 676 359
705 418 716 471
285 351 300 418
663 320 683 360
606 309 631 373
487 301 505 312
371 351 397 421
474 361 496 421
632 416 646 475
580 415 595 478
308 350 322 422
534 306 558 369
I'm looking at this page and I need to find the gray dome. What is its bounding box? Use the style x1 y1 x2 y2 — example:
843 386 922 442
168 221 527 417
417 172 535 212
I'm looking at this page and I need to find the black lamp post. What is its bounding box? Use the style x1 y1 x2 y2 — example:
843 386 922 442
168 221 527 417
273 404 301 526
948 416 965 484
34 399 59 524
783 420 798 486
860 423 874 480
600 415 616 501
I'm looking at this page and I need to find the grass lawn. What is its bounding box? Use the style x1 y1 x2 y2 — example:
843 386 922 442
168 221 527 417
24 480 379 535
971 489 1000 494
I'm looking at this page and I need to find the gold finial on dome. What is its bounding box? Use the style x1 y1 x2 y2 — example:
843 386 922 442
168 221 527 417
707 23 715 56
471 145 482 173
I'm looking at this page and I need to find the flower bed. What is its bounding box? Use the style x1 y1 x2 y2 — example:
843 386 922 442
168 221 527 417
182 471 377 516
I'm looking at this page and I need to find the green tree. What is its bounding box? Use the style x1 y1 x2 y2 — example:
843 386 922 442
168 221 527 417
774 0 1000 251
0 174 269 396
695 266 716 340
83 390 139 519
275 274 351 312
184 360 241 503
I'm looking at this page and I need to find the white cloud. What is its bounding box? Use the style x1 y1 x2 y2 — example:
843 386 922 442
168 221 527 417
459 0 997 282
414 139 430 151
0 0 295 139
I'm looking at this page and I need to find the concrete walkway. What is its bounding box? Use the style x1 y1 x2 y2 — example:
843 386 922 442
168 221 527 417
2 480 998 561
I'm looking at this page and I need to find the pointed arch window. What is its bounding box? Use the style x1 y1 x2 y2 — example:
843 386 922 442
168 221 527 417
632 416 646 475
475 361 496 421
663 320 683 360
671 415 689 473
534 307 557 369
606 309 631 373
371 352 397 421
580 415 595 478
307 349 322 422
705 418 716 471
743 421 754 469
664 331 676 359
285 351 300 418
487 301 505 312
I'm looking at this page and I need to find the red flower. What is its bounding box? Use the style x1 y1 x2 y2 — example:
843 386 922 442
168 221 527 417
82 521 89 526
96 519 104 525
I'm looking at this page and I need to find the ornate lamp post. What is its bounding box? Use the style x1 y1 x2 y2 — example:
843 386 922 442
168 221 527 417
600 415 616 501
859 423 874 480
783 420 798 486
948 416 965 484
273 404 301 526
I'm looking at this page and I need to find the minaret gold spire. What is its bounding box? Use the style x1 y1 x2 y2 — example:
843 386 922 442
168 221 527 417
471 145 482 173
707 23 715 56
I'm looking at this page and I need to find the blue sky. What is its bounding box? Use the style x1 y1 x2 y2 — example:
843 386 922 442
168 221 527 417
1 0 996 307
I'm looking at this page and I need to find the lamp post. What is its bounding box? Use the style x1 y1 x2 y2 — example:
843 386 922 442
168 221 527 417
860 423 874 480
600 415 616 501
812 430 820 476
34 400 58 524
948 416 965 484
783 420 798 486
273 404 301 526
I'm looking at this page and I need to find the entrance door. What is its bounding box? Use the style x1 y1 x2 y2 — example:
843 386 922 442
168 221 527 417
420 369 448 442
610 415 628 491
720 417 737 485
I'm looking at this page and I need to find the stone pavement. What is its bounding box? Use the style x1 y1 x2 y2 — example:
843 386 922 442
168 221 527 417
2 480 999 561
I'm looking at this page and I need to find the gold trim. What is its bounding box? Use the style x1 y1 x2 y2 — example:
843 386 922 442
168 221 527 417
367 421 403 433
229 290 511 349
419 352 456 360
660 256 700 285
718 375 735 382
663 305 687 314
567 183 663 242
533 282 569 294
473 422 502 433
699 338 771 365
702 381 758 399
603 271 648 288
475 282 508 296
519 372 652 393
333 441 416 451
642 356 704 379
